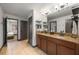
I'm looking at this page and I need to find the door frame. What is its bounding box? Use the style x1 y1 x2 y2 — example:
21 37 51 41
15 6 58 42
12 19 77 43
4 17 19 41
28 16 32 46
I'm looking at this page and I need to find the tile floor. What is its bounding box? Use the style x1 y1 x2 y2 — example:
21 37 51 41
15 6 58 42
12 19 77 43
5 40 46 55
0 45 7 55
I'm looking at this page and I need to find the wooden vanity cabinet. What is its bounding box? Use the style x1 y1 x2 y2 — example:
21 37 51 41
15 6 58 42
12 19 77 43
47 40 56 55
41 37 47 52
37 35 41 48
56 39 76 55
57 45 75 55
76 44 79 55
37 35 47 53
37 34 79 55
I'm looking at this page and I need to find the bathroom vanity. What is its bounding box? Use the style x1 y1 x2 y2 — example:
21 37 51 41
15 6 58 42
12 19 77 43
36 6 79 55
36 33 79 55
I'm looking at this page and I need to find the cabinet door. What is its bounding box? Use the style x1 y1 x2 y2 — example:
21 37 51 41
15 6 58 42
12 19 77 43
47 40 56 55
57 45 75 55
37 35 41 48
41 39 47 52
76 44 79 55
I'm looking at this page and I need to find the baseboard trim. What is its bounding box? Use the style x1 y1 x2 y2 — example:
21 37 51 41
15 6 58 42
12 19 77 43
32 45 37 48
17 38 27 41
0 44 5 52
17 39 21 41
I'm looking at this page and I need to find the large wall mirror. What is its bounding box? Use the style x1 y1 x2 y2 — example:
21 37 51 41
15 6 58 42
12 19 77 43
50 21 57 32
65 18 79 35
65 19 73 33
47 7 79 37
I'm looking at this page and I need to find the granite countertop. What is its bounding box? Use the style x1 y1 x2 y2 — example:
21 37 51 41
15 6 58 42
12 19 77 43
37 33 79 44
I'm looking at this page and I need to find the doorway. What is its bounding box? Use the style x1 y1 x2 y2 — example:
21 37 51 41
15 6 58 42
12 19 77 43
20 21 27 40
28 16 33 46
5 18 18 41
2 17 18 54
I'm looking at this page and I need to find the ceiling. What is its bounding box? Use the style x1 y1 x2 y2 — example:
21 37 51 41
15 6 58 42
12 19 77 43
47 3 78 20
0 3 57 18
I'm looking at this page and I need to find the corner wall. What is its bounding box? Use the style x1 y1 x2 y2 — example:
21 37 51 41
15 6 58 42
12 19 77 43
0 7 3 48
32 9 47 46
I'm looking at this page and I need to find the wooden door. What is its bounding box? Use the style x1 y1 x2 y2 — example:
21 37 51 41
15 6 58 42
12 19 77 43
20 21 27 40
